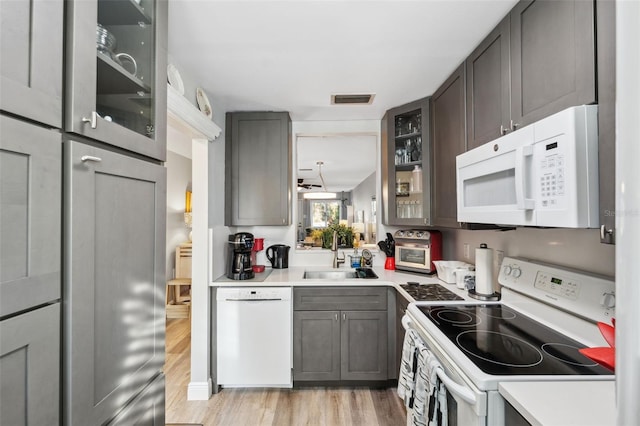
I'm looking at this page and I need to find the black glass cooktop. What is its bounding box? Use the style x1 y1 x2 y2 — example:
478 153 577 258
419 304 612 376
401 282 464 301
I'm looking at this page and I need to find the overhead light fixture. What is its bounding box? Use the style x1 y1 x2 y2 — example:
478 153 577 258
303 192 337 199
331 94 375 105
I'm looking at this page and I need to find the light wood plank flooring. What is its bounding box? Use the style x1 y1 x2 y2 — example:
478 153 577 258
165 318 407 426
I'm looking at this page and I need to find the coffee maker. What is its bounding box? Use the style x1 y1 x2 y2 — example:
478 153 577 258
226 232 255 280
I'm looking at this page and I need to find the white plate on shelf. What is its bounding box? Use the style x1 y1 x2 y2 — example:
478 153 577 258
196 87 213 119
167 63 184 95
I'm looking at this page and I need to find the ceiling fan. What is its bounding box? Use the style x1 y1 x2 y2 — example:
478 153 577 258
297 161 328 191
297 178 322 190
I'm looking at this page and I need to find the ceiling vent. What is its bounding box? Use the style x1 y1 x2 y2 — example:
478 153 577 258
331 94 375 105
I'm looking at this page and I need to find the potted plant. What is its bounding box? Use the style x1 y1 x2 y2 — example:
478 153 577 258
310 229 324 247
322 224 354 249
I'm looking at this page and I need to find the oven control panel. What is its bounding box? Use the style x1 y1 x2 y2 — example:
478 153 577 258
499 257 615 323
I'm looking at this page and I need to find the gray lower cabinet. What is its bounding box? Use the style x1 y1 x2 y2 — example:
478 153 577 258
293 287 388 383
225 112 292 226
0 0 63 128
106 374 165 426
63 141 166 426
0 303 60 426
0 115 61 317
465 15 511 150
510 0 596 128
395 294 410 378
430 64 466 228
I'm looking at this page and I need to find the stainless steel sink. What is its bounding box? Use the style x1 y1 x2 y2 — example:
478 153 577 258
303 268 378 280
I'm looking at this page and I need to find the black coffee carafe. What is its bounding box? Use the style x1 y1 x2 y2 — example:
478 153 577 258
266 244 290 269
226 232 255 280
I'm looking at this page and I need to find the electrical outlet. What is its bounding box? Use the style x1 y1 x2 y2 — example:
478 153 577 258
463 243 470 260
495 250 505 268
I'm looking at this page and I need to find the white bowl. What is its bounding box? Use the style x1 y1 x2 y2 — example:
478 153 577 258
433 260 474 284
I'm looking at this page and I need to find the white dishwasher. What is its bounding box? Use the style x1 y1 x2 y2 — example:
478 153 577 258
216 287 292 388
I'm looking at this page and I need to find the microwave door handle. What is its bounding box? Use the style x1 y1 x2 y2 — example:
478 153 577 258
515 145 535 210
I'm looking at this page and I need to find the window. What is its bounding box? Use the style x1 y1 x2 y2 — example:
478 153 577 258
310 200 340 228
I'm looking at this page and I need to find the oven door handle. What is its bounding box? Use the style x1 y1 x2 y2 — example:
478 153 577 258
434 366 477 405
402 316 478 406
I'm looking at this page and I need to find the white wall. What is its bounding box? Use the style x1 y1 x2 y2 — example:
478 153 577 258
165 151 192 280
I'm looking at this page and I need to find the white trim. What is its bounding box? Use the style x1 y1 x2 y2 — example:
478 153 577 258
187 379 213 401
167 84 222 141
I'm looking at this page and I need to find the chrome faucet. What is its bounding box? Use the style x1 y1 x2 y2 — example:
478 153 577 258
331 231 345 268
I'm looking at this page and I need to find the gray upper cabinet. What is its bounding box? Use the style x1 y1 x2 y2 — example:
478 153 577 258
382 98 432 226
596 0 615 244
431 64 466 228
0 0 63 128
0 303 60 426
510 0 596 129
225 112 292 226
65 0 167 161
63 141 166 426
466 16 511 150
0 115 61 317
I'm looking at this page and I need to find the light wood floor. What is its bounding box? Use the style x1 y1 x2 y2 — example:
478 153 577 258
164 318 407 426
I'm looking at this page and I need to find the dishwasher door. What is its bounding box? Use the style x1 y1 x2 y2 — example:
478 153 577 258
216 287 292 387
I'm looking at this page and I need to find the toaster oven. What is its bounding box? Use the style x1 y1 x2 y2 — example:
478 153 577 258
394 229 442 274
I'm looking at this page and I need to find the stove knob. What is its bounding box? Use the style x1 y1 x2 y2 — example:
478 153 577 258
407 231 414 237
503 266 512 276
397 231 404 237
511 268 522 278
416 232 424 238
601 292 616 308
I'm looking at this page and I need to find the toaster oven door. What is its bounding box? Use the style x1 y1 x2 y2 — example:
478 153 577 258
395 244 432 273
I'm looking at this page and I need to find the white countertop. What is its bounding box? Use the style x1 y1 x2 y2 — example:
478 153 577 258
499 381 616 426
211 266 471 302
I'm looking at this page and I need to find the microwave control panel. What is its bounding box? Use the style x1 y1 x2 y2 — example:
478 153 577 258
538 138 566 209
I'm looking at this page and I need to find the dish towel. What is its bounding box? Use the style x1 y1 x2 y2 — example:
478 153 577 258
398 328 419 406
398 332 449 426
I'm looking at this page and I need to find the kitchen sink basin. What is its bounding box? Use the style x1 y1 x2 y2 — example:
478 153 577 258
303 268 378 280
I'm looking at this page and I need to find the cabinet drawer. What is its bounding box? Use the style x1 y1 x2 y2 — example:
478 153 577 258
294 287 387 311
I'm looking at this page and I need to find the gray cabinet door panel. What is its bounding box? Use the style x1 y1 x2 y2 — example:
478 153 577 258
1 116 61 317
596 0 615 244
64 141 166 426
293 311 340 381
341 311 387 381
0 0 63 127
64 0 168 161
510 0 596 128
106 374 165 426
0 303 60 426
226 112 291 226
431 64 466 228
466 16 511 150
294 287 387 311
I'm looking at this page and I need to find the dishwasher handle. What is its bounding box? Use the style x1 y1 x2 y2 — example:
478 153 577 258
224 298 283 302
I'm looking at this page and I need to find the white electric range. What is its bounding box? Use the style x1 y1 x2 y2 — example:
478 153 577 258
403 257 615 426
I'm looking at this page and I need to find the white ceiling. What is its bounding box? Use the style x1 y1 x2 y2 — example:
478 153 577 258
167 0 519 122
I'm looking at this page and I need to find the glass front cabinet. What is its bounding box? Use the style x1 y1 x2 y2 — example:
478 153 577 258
65 0 167 161
382 97 431 226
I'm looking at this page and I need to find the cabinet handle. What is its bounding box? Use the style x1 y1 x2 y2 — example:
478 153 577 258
500 124 509 135
82 111 98 129
81 155 102 163
510 120 519 131
342 313 346 321
335 313 338 321
600 224 614 240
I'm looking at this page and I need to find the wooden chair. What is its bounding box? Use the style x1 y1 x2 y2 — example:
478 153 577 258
166 243 192 318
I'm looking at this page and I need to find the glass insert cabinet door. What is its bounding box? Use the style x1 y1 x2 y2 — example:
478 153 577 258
383 97 431 226
65 0 167 161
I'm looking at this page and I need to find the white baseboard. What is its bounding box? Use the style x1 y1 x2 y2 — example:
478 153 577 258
187 379 212 400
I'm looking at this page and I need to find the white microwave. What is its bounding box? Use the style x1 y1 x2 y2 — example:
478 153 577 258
456 105 599 228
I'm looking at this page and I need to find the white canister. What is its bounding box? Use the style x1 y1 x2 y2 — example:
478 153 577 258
475 243 494 295
453 266 473 289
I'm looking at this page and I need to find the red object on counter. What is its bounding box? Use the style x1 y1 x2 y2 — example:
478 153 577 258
598 322 616 347
252 265 265 273
384 257 395 270
579 347 615 371
428 230 443 271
